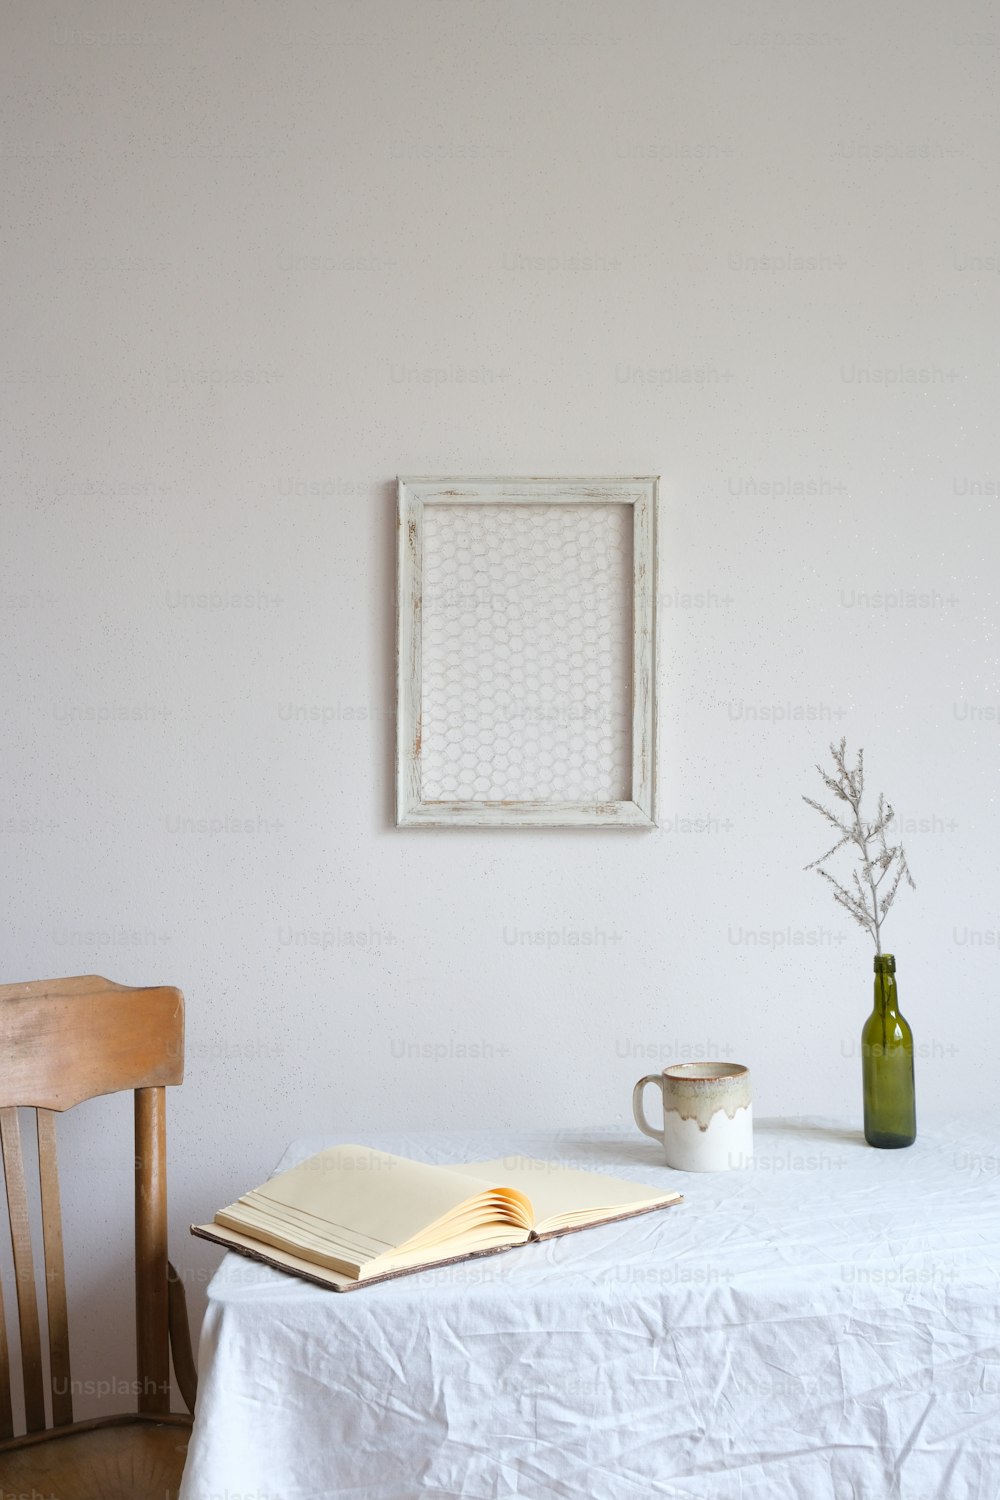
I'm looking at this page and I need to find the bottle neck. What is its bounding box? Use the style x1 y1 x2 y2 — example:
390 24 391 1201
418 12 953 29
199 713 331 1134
874 956 898 1013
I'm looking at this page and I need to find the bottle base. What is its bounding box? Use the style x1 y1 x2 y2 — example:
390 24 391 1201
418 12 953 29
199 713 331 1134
864 1130 916 1149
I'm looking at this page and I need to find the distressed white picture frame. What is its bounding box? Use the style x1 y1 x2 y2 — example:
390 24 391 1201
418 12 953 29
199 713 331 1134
396 476 658 828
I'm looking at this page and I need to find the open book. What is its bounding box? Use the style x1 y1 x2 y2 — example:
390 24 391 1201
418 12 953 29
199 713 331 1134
191 1146 683 1291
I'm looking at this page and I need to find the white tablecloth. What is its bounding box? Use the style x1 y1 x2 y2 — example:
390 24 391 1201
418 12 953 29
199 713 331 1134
179 1117 1000 1500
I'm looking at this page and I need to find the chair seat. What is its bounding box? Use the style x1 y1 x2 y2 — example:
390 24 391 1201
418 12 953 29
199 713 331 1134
0 1416 192 1500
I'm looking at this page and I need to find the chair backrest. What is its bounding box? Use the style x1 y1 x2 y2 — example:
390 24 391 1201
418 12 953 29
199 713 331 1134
0 974 184 1438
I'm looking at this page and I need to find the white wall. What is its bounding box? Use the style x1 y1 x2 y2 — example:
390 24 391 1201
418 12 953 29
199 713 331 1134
3 0 998 1414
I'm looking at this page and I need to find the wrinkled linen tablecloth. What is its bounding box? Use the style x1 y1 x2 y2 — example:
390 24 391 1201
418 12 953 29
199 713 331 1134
179 1116 1000 1500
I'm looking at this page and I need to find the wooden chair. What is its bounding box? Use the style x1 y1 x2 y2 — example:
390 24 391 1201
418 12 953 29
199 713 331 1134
0 974 197 1499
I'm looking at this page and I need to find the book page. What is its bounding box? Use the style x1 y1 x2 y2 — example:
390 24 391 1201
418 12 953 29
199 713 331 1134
194 1222 359 1290
456 1157 680 1233
192 1221 530 1291
241 1146 505 1252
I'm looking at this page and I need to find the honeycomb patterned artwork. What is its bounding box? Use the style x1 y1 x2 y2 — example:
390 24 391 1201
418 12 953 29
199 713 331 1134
420 502 634 803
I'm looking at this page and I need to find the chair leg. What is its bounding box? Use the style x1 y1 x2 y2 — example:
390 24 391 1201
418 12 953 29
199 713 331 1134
167 1261 198 1413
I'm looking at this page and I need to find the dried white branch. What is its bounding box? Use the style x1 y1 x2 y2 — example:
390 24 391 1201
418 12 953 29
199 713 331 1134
818 868 875 936
804 831 853 871
803 740 916 954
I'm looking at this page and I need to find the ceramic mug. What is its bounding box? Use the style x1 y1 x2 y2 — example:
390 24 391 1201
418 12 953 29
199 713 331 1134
632 1062 753 1171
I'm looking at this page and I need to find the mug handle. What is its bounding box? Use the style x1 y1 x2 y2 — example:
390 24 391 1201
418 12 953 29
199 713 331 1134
632 1074 665 1145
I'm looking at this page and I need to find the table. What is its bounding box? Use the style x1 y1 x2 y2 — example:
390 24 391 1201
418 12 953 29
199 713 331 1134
179 1117 1000 1500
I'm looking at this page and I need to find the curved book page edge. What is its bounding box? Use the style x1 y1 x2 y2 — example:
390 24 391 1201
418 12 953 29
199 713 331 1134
190 1195 683 1293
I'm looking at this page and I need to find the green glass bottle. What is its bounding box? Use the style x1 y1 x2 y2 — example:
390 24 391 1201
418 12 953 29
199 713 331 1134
862 953 916 1148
